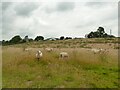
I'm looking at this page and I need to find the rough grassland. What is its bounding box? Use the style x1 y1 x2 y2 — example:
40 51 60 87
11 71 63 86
2 38 119 88
0 46 2 89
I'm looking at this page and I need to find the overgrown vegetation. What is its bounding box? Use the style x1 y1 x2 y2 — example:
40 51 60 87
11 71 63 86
2 38 119 88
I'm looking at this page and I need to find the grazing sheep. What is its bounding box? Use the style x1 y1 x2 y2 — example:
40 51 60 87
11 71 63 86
59 52 69 59
91 48 101 54
23 48 31 52
91 48 107 54
25 48 30 51
23 48 31 54
100 48 108 53
36 50 43 61
45 48 53 52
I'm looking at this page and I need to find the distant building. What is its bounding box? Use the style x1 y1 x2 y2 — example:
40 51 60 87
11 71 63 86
85 34 88 38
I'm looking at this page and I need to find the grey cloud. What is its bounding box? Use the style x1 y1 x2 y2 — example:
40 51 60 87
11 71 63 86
44 7 55 14
0 3 1 40
19 29 34 38
2 2 12 10
118 1 120 19
2 4 16 35
0 3 2 23
85 2 109 8
57 2 75 12
44 2 75 14
118 2 120 36
1 2 118 40
14 3 39 17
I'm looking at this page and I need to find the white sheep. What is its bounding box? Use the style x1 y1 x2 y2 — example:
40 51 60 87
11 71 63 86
45 48 53 52
100 48 108 54
23 48 31 52
25 48 30 51
91 48 106 54
59 52 69 59
36 50 43 61
91 48 101 54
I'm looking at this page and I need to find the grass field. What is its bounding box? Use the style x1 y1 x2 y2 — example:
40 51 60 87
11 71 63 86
2 38 119 88
0 46 2 89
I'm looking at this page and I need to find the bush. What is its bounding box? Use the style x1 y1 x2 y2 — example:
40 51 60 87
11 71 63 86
9 35 22 44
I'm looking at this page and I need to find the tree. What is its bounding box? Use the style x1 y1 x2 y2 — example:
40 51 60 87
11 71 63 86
60 36 64 40
9 35 22 44
29 38 33 42
93 31 99 38
103 33 108 38
2 40 5 44
87 32 94 38
34 36 44 41
2 40 10 45
86 27 115 38
97 27 105 35
65 37 72 40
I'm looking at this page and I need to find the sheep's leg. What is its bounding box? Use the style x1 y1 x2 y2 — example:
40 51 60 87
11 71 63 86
37 58 39 61
59 55 62 60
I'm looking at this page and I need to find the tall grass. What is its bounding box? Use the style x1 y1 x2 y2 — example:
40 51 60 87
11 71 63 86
0 46 2 89
2 46 119 88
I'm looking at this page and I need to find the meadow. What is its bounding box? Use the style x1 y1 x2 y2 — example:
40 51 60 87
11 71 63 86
2 38 119 88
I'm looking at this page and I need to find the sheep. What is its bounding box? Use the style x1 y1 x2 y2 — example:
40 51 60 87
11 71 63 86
59 52 69 59
91 48 107 54
90 48 102 54
23 48 32 55
25 48 30 51
36 50 43 61
45 48 53 52
100 48 109 54
23 48 31 51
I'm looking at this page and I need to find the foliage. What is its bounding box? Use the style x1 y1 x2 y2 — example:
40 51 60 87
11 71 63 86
65 37 72 40
87 27 115 38
9 35 22 44
60 36 64 40
34 36 44 41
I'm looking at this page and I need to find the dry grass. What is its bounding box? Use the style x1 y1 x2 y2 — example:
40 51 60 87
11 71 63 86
2 38 119 88
2 47 118 88
0 46 2 89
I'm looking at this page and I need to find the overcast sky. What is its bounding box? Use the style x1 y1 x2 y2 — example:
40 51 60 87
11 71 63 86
1 0 119 40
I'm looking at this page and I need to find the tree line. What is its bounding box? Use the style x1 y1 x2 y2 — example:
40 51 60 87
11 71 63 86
2 35 73 45
2 27 115 45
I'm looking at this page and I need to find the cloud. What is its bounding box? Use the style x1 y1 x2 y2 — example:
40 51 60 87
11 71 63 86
57 2 75 12
2 2 118 40
14 2 39 17
44 2 75 14
85 2 108 8
2 2 12 10
0 3 2 40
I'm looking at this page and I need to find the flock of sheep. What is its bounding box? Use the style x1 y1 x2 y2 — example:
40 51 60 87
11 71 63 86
25 47 108 61
35 48 69 61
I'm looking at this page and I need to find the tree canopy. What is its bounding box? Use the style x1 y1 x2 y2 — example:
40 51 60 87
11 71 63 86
34 36 44 41
60 36 64 40
86 27 115 38
9 35 22 44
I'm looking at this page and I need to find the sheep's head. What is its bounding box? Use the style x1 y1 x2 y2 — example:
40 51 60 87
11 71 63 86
37 50 42 54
